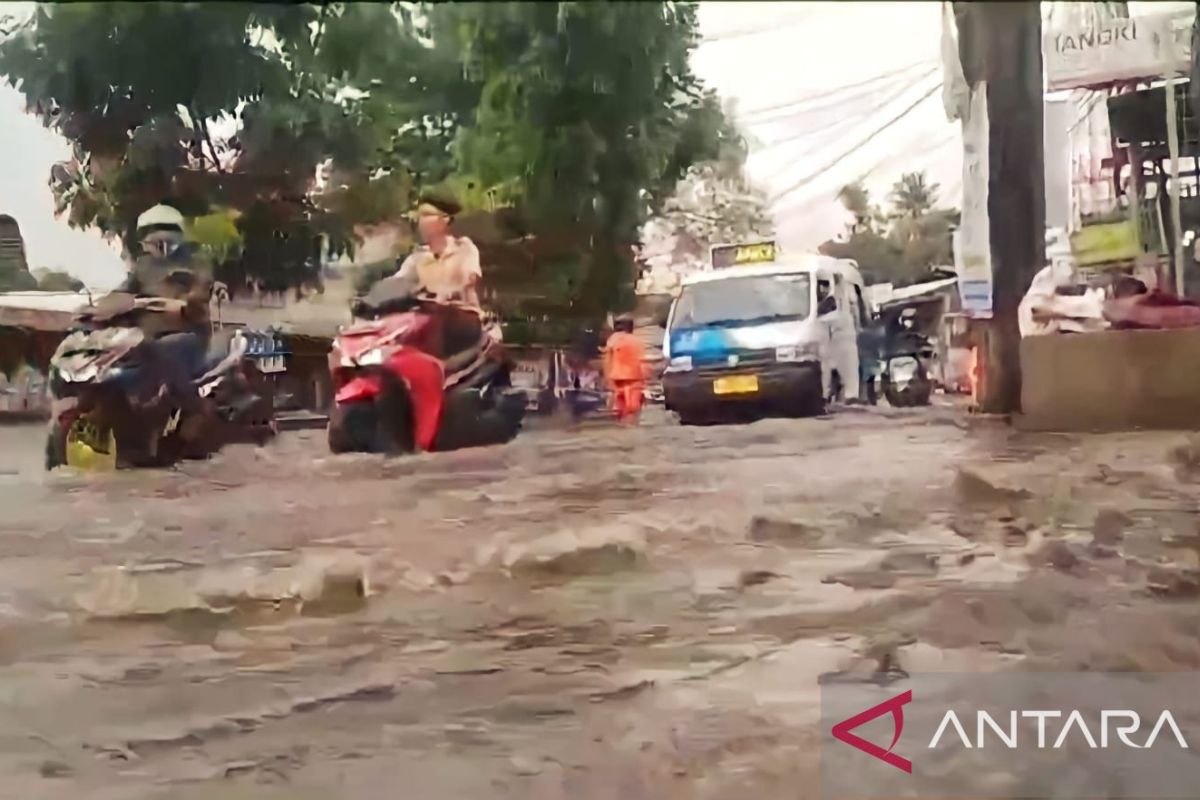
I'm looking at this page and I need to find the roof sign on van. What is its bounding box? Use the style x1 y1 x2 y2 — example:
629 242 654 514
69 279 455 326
711 240 776 269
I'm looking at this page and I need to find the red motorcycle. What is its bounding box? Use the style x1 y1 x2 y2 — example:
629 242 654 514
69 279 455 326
327 276 526 454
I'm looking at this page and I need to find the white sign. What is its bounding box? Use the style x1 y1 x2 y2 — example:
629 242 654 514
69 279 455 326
956 84 993 319
1045 10 1194 91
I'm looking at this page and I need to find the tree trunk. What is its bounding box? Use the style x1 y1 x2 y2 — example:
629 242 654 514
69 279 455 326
974 2 1046 414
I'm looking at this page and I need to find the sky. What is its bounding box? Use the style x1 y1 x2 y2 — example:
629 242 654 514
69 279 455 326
0 1 1192 289
693 1 958 252
692 1 1196 252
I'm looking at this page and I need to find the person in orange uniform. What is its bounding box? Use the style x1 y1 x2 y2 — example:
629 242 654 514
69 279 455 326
603 316 646 424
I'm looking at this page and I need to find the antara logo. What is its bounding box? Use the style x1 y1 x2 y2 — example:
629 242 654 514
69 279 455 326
928 709 1189 750
831 690 913 773
830 690 1189 773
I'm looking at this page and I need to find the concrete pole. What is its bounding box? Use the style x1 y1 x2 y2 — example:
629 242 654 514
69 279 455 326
1166 77 1186 296
978 2 1047 414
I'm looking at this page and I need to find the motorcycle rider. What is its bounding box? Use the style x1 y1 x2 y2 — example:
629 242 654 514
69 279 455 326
106 204 215 430
393 193 482 309
391 191 506 349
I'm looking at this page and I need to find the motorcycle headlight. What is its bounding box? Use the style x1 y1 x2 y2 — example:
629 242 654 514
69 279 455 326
776 343 819 362
357 349 385 367
70 364 98 383
666 355 693 373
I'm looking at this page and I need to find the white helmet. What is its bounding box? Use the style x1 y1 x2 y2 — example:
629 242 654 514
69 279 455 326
136 204 185 234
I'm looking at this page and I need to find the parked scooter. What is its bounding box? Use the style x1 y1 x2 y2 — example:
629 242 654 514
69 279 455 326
46 295 275 470
880 308 934 408
327 276 526 455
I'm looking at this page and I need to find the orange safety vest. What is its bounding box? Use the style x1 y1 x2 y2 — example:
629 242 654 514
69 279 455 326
604 331 645 383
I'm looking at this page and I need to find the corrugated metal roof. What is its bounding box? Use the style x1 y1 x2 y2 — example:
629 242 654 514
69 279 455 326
878 277 959 305
0 291 91 332
0 291 92 313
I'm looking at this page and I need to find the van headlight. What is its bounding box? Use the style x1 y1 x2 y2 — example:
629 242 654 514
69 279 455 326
776 343 819 362
666 355 693 373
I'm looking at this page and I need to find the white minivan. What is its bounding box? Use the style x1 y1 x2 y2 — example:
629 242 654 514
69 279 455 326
661 255 867 424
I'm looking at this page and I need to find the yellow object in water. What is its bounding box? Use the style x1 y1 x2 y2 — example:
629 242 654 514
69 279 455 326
65 417 117 471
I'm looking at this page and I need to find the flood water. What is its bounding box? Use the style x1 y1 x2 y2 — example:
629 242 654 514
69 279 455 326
2 406 1200 798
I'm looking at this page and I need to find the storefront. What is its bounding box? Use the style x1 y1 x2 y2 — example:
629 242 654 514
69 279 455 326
1044 6 1195 292
0 292 87 419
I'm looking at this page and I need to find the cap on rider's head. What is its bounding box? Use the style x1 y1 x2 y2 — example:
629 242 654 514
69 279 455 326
411 190 462 222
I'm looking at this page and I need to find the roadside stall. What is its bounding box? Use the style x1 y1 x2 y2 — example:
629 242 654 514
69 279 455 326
0 291 89 420
1018 6 1200 431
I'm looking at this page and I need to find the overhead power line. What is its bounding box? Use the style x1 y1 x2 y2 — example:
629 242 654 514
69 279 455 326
769 79 945 205
738 60 939 122
753 68 942 150
852 129 959 195
748 67 941 132
700 20 812 45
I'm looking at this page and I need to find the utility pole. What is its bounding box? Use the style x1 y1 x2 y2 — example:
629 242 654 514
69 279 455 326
956 2 1045 414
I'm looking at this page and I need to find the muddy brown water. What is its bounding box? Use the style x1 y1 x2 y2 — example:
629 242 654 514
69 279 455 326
1 407 1198 798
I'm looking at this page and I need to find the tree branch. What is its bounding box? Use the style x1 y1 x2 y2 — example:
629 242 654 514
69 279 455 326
311 1 332 53
192 108 226 175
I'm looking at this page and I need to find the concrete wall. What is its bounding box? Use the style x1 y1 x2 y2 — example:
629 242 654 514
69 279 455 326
1019 328 1200 431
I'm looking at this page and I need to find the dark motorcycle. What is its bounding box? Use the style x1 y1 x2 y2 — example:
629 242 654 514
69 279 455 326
46 295 275 471
880 309 935 408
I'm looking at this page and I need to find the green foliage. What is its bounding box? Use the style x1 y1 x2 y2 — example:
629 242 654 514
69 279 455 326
445 2 730 317
1 1 735 320
186 208 243 264
820 172 958 287
888 172 938 219
33 269 85 292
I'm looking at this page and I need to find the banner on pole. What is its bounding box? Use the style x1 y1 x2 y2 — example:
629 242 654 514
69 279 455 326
956 85 993 319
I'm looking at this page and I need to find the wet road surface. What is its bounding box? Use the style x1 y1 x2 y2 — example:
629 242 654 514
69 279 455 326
2 406 1200 798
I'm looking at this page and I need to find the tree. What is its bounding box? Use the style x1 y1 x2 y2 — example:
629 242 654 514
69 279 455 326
0 4 426 294
0 2 731 320
819 173 957 286
837 183 879 235
446 3 735 318
889 172 937 219
642 160 774 270
33 269 84 292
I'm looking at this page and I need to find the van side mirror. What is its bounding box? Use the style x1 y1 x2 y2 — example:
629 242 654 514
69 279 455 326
818 295 837 316
653 305 671 328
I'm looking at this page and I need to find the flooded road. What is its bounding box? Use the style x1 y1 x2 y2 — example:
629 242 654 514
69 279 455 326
2 406 1200 798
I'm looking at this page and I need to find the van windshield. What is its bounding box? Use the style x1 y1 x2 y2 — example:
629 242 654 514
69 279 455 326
671 273 812 330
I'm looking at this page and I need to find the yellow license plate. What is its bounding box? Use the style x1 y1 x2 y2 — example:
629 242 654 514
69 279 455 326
713 374 759 395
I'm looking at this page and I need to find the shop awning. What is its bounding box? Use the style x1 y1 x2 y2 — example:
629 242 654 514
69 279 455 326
0 292 90 332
